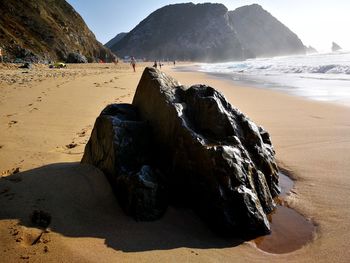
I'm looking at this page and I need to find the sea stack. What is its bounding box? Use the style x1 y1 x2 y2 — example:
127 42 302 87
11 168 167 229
332 42 342 52
82 68 280 237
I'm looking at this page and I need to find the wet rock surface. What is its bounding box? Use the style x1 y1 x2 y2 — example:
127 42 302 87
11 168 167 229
81 103 166 220
82 67 280 237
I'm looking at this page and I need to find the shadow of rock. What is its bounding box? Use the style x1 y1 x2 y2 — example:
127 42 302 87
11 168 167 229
0 162 243 252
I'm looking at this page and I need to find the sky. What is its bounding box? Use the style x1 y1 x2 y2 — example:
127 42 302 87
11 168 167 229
66 0 350 52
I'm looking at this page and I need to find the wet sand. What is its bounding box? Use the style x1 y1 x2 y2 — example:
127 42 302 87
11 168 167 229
254 173 315 254
1 62 350 262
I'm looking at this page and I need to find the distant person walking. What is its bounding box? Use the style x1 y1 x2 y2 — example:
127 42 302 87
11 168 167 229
0 48 3 63
173 60 176 67
159 61 162 69
130 56 136 72
153 60 157 68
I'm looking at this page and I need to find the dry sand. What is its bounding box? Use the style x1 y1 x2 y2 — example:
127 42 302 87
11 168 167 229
0 62 349 262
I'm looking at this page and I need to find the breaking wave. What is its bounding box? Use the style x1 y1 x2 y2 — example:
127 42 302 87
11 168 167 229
200 51 350 78
197 51 350 105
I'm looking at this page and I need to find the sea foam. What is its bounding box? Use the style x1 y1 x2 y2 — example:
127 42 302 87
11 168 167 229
198 51 350 105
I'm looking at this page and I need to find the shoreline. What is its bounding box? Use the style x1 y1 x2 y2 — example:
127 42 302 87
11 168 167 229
0 63 350 262
164 66 350 261
174 63 350 108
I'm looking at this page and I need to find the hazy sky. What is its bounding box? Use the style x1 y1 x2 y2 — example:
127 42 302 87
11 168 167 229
67 0 350 52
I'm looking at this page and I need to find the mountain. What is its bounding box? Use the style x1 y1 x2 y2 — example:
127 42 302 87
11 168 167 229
0 0 115 62
332 42 342 52
228 4 305 57
105 32 127 49
110 3 305 61
111 3 244 61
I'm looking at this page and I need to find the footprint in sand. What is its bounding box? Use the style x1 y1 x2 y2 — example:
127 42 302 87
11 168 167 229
44 245 49 253
36 97 42 102
11 224 50 248
8 120 17 127
6 113 17 118
29 107 39 113
0 145 3 149
65 143 78 149
77 129 87 137
1 167 20 177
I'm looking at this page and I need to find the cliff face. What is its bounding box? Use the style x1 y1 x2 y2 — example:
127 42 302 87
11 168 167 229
110 3 306 61
111 3 244 62
0 0 114 62
228 4 305 58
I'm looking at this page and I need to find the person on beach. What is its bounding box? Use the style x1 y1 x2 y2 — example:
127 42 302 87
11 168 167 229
0 47 3 63
159 61 162 69
173 60 176 67
130 56 136 72
153 60 157 68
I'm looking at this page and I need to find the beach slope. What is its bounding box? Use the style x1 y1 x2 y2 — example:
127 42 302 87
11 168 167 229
0 63 349 262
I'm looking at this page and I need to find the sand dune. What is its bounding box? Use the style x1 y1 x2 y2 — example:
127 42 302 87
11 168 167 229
1 63 350 262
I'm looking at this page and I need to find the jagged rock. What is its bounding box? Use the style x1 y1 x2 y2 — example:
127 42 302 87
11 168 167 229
66 52 88 63
306 45 318 54
82 68 280 237
132 68 279 236
81 103 167 221
116 165 167 221
332 42 342 52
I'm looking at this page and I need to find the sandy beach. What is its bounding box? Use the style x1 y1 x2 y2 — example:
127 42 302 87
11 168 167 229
0 62 349 262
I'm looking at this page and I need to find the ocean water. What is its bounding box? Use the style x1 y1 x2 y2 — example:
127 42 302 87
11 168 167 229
198 51 350 106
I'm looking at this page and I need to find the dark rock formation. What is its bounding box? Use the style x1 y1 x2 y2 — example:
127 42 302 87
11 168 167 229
81 104 167 221
0 0 115 62
306 45 318 54
111 3 244 61
82 68 280 237
110 3 305 61
105 33 128 49
228 4 305 57
18 62 32 69
66 52 88 63
332 42 342 52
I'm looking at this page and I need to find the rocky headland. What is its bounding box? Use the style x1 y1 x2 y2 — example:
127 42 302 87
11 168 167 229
0 0 114 63
110 3 306 61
